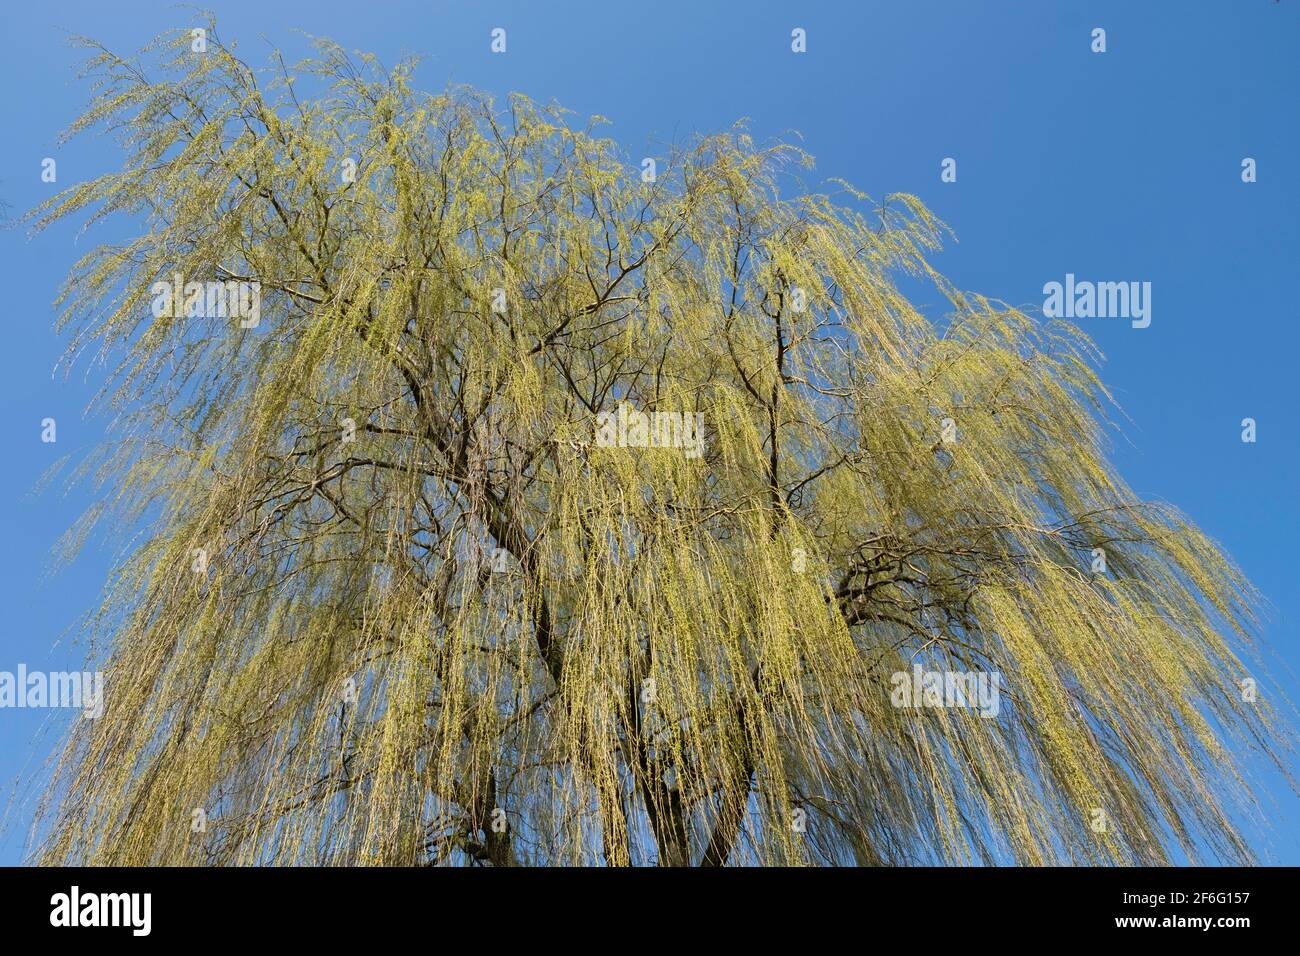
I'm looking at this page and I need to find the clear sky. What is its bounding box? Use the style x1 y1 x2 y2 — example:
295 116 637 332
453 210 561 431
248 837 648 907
1 0 1297 864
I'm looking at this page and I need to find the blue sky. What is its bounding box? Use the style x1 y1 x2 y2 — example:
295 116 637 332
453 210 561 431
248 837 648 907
1 0 1297 864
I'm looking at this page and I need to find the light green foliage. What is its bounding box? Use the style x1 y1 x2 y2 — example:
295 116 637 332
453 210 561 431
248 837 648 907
28 24 1294 865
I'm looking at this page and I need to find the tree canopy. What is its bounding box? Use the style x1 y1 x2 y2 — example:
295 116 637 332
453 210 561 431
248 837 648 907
28 24 1294 866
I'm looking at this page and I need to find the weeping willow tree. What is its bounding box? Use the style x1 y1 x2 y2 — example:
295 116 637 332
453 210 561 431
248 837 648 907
26 24 1294 867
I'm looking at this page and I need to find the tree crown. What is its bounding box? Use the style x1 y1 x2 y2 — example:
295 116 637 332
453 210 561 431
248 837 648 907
28 24 1294 866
